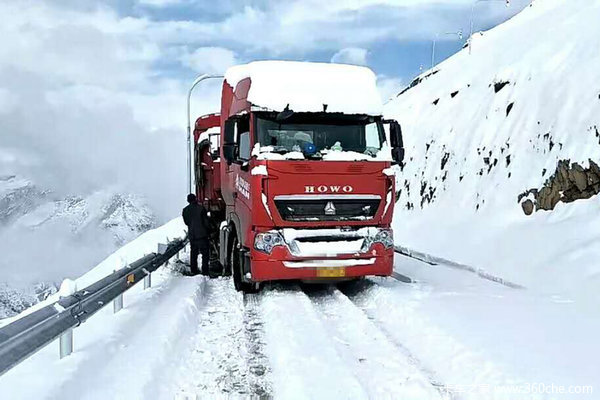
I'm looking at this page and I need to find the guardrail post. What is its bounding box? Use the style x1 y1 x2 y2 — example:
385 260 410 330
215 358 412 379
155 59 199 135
114 267 124 313
144 273 151 290
58 279 77 359
114 293 123 313
59 330 73 359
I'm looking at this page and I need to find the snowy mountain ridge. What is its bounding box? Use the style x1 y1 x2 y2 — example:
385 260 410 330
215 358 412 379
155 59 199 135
0 176 157 318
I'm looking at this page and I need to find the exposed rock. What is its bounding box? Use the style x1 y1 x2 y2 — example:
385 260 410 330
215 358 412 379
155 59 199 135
519 159 600 214
441 152 450 170
494 80 510 93
506 102 514 116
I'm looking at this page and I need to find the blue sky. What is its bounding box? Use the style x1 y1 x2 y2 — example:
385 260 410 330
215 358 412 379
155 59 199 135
129 0 531 92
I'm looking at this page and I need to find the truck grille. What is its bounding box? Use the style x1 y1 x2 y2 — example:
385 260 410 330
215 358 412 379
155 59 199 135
274 196 381 222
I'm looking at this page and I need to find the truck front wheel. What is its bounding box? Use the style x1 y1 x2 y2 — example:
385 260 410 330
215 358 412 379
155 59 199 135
230 235 260 294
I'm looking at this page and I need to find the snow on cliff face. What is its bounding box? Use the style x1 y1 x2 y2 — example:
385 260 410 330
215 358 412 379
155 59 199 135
386 0 600 299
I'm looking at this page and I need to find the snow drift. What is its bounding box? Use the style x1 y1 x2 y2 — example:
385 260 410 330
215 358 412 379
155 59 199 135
386 0 600 301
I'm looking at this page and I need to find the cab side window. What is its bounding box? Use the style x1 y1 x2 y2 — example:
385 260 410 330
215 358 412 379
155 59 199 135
237 115 251 161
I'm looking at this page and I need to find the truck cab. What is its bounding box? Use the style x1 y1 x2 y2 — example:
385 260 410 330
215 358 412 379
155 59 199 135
194 61 404 292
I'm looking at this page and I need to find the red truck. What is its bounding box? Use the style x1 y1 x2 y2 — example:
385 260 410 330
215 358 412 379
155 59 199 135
193 61 404 293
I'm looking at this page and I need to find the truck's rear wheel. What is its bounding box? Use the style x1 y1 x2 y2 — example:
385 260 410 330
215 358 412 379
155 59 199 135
230 235 260 294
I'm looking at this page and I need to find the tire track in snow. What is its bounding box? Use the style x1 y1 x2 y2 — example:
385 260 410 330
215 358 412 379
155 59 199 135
242 292 272 397
304 285 452 400
343 278 544 400
259 285 369 399
163 277 272 399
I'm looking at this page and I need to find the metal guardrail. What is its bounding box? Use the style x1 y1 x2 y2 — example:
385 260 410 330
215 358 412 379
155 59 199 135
394 245 525 289
0 237 188 377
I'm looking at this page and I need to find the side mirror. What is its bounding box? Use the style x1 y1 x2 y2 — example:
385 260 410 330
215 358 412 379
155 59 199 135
389 121 403 148
223 143 236 165
384 120 405 165
392 147 405 165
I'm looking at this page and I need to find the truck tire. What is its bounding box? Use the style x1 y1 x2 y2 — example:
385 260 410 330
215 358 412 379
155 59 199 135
230 235 261 294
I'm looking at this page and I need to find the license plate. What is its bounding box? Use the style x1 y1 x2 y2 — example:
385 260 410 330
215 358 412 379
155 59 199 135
316 267 346 278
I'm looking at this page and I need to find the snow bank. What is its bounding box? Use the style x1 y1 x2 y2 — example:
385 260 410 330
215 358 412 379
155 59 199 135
0 268 206 400
385 0 600 301
224 61 383 115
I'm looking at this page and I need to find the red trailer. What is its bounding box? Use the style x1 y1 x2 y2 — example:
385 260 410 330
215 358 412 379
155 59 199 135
192 61 404 292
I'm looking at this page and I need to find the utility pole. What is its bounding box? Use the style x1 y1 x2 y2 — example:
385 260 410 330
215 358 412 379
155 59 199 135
469 0 511 54
186 74 223 194
432 30 463 69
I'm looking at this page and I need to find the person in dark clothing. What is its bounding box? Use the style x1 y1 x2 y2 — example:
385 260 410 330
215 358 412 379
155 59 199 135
182 194 211 276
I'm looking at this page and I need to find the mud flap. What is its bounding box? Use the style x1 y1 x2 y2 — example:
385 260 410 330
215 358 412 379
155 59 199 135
219 224 230 267
241 249 252 282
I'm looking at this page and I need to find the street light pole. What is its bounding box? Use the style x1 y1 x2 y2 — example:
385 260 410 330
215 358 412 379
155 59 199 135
186 74 223 195
469 0 510 54
432 30 463 69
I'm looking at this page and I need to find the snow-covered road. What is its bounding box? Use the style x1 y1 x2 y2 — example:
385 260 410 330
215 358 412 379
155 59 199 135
1 254 597 400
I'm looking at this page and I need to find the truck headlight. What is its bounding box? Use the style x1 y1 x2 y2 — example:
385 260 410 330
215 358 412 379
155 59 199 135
254 231 286 254
361 228 394 252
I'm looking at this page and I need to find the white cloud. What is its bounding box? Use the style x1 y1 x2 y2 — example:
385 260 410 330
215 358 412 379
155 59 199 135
138 0 184 6
0 88 16 113
331 47 369 66
180 47 238 74
0 1 218 221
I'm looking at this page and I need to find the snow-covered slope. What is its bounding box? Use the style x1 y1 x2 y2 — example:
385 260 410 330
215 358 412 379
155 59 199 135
386 0 600 300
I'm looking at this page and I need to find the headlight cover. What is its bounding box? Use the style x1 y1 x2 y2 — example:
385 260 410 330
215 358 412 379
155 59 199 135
254 231 286 254
361 228 394 252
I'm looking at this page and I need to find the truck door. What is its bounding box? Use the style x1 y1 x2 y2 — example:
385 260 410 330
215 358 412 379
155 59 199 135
223 114 253 244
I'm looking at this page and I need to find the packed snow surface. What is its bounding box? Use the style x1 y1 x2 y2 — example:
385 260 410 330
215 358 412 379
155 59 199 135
224 60 383 115
4 255 597 399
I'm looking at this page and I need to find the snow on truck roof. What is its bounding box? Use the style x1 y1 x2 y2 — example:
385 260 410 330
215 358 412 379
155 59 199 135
224 61 383 116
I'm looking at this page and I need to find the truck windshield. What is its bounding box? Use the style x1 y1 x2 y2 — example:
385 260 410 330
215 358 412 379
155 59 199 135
255 113 385 158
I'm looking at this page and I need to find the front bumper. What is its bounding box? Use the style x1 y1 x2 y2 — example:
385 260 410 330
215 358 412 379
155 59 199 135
250 243 393 282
